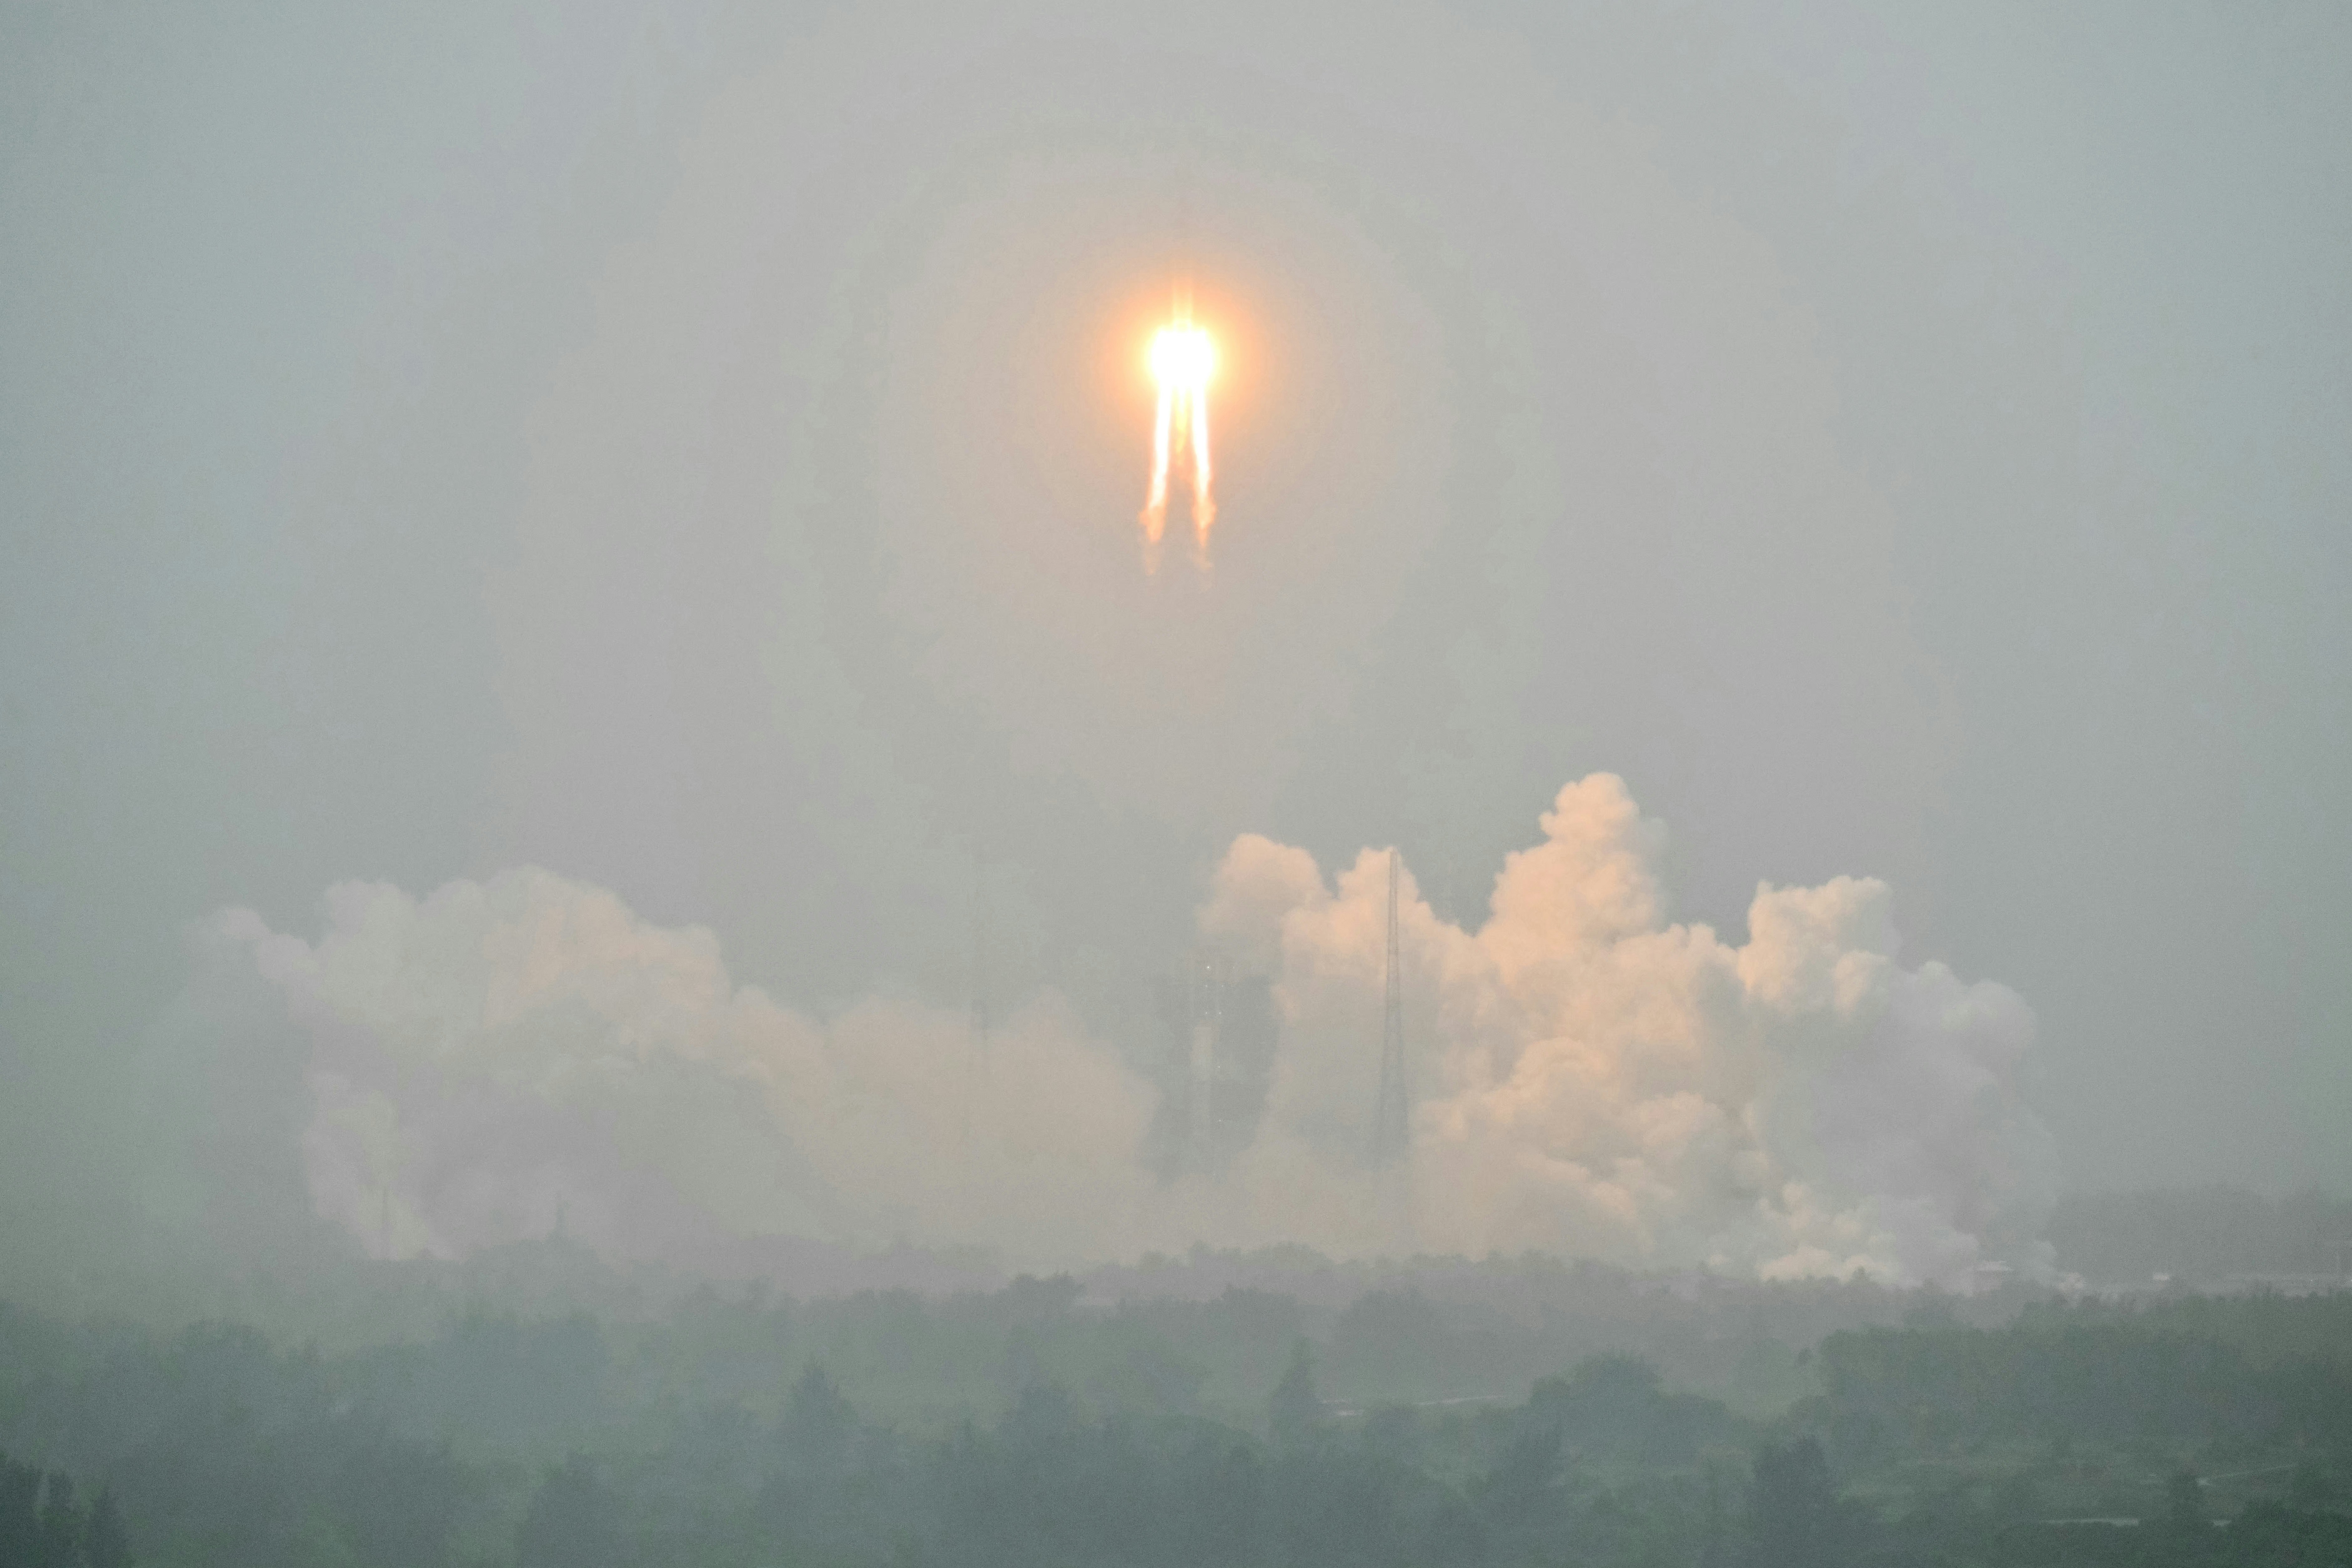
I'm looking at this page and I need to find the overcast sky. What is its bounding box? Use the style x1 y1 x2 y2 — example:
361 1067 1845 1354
4 0 2347 1223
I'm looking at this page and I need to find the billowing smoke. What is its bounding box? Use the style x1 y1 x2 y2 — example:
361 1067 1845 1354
155 776 2054 1286
181 874 1159 1267
1200 776 2055 1284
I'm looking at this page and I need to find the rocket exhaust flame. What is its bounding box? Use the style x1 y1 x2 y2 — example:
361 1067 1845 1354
1140 296 1216 571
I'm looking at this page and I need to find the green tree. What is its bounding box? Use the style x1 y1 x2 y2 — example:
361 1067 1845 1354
1748 1437 1850 1568
1476 1424 1562 1536
1268 1339 1323 1452
0 1457 39 1568
515 1456 621 1568
36 1474 83 1568
780 1361 855 1468
1171 1438 1267 1568
2162 1467 2208 1534
82 1492 129 1568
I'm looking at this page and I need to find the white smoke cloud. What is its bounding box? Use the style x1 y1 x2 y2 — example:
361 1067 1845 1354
1201 776 2054 1283
193 873 1158 1267
172 775 2053 1286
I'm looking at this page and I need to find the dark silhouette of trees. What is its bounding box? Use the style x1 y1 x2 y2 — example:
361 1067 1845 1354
514 1456 621 1568
1747 1437 1850 1568
0 1459 36 1568
80 1495 126 1568
779 1361 855 1470
1268 1338 1323 1452
0 1457 128 1568
1528 1352 1737 1464
1169 1435 1268 1568
1473 1420 1565 1564
1820 1312 2352 1458
9 1275 2352 1568
37 1475 83 1568
2162 1467 2209 1535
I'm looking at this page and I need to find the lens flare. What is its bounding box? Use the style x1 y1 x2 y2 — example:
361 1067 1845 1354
1140 294 1216 572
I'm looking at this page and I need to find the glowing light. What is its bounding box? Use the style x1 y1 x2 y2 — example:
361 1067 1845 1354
1140 294 1217 571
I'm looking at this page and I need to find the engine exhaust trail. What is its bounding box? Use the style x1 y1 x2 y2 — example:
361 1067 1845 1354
1139 291 1216 572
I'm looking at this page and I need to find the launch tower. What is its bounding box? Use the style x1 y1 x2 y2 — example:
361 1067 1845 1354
1370 848 1409 1167
1149 955 1278 1176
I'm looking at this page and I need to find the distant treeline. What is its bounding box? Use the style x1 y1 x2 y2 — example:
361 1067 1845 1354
1 1449 128 1568
0 1195 1989 1394
5 1280 2352 1566
1819 1295 2352 1456
1 1231 1967 1428
2050 1188 2352 1285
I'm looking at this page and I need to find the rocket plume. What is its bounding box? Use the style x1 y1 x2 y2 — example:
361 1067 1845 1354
1140 297 1216 571
178 774 2058 1285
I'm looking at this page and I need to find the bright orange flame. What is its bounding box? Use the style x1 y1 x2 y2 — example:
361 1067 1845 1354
1140 297 1216 571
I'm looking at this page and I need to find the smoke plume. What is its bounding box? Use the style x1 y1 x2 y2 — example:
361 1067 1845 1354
156 776 2054 1286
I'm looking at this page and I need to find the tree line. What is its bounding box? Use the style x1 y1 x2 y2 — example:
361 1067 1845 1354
5 1284 2352 1565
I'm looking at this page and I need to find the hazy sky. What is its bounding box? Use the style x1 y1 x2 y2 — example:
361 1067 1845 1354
4 0 2348 1227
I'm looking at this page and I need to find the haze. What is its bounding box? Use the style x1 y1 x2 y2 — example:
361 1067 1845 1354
4 1 2349 1289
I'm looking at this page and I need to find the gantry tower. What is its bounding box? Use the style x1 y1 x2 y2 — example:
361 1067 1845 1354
971 848 990 1047
1371 848 1409 1167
